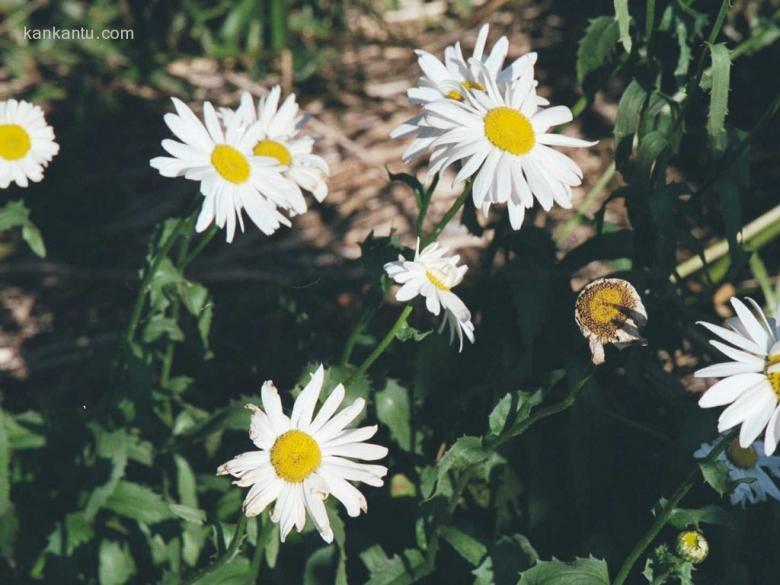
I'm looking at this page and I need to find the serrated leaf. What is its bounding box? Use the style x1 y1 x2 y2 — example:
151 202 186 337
376 380 412 451
699 460 739 497
614 81 648 170
667 503 732 529
488 390 542 437
613 0 631 53
576 17 620 83
707 43 731 154
362 546 430 585
141 315 184 343
85 428 128 520
519 556 610 585
433 436 489 498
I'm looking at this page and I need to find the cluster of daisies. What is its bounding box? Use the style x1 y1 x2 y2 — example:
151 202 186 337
5 23 780 543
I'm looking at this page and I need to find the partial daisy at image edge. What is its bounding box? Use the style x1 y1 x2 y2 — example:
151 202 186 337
217 364 388 543
0 99 60 189
695 297 780 455
149 97 306 242
384 239 475 351
695 438 780 505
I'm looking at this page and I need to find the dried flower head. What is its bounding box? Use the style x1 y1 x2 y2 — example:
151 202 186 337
574 278 647 365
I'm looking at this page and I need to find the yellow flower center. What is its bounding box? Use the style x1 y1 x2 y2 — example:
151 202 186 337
426 270 450 292
484 107 535 155
0 124 32 161
447 80 485 101
726 439 758 470
270 430 321 483
576 281 635 339
253 139 292 166
680 531 700 549
676 530 708 564
211 144 250 184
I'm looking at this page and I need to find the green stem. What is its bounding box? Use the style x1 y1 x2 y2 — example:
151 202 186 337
184 515 247 585
645 0 656 57
490 368 594 450
124 214 193 346
349 305 413 383
416 175 439 237
182 224 218 269
420 184 471 248
555 162 616 245
611 429 736 585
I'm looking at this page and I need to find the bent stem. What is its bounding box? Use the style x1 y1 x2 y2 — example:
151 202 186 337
183 515 247 585
348 305 413 383
611 429 737 585
420 183 472 248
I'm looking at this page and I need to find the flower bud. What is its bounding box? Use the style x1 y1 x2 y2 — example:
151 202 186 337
676 530 708 564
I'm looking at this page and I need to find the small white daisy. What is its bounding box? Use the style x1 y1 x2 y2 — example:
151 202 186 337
400 23 538 107
574 278 647 365
398 61 596 230
220 88 329 203
0 99 59 189
218 365 388 543
695 298 780 455
695 439 780 506
150 97 305 242
384 240 475 351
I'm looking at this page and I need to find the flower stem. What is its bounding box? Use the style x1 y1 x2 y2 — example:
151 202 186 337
124 213 193 346
420 183 471 248
349 305 413 383
611 429 737 585
183 515 247 585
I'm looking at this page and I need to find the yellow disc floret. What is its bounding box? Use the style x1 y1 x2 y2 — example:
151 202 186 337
484 107 535 155
425 270 450 292
253 139 292 166
0 124 32 161
447 80 485 101
211 144 251 184
676 530 709 564
726 439 758 470
767 353 780 399
270 430 322 483
576 280 635 338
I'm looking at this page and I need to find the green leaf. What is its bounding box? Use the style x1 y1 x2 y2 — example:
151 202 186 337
170 503 207 525
376 380 412 451
105 481 174 525
99 540 137 585
0 410 9 516
46 512 94 556
395 321 432 343
190 556 252 585
707 43 731 154
614 81 648 169
488 390 542 437
328 506 348 585
699 460 740 497
85 428 129 520
0 200 46 257
439 526 487 567
361 546 430 585
5 410 46 450
141 315 184 343
613 0 631 53
576 17 620 83
21 221 46 257
667 503 732 530
519 556 610 585
432 436 490 498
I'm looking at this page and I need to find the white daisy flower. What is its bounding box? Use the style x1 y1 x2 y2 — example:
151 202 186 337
220 88 329 203
150 97 305 242
574 278 647 365
398 61 596 230
384 240 475 351
695 297 780 455
399 23 538 108
0 99 59 189
218 365 388 543
695 439 780 506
